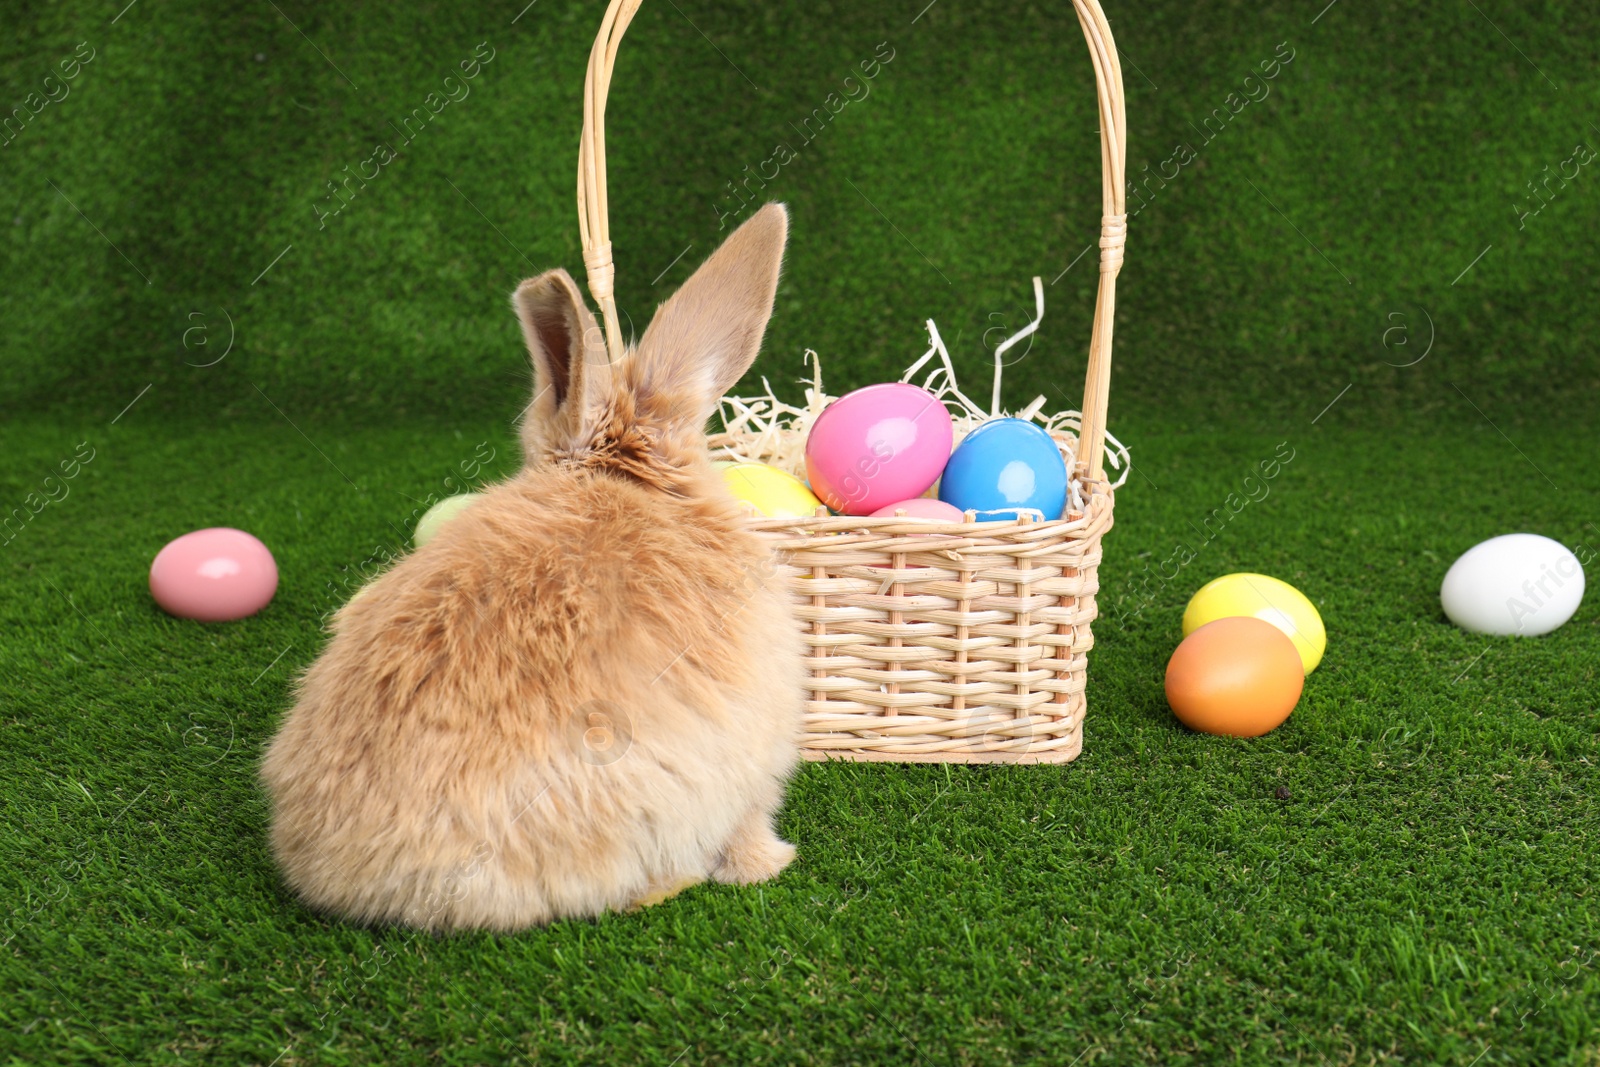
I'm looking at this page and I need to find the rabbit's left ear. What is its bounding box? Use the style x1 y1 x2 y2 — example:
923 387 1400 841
512 268 605 455
634 203 788 425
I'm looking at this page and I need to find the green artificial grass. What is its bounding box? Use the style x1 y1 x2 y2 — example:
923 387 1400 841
2 415 1596 1065
3 0 1599 1063
4 0 1598 427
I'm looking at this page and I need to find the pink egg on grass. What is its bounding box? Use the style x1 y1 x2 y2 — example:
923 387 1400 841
805 383 953 516
869 498 968 522
150 527 278 621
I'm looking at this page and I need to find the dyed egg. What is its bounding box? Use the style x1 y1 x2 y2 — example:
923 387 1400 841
1165 617 1304 737
149 528 278 622
414 493 482 548
938 418 1068 522
804 383 953 516
1183 573 1326 674
869 497 967 521
1440 533 1586 636
722 463 825 519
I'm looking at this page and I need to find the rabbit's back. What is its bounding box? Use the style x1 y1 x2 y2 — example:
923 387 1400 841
259 467 803 929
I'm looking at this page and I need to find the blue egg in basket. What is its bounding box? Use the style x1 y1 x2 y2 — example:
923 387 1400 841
938 417 1068 522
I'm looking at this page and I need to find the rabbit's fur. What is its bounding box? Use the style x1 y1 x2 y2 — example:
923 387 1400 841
259 205 804 932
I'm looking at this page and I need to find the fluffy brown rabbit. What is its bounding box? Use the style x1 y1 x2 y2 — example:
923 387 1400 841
259 204 804 932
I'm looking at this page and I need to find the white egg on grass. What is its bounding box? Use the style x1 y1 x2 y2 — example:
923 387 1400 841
1440 533 1585 636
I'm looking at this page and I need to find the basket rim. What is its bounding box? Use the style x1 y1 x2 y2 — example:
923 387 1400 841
740 481 1114 542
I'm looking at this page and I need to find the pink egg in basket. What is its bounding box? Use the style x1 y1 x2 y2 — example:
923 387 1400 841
865 498 968 569
804 383 953 516
149 527 279 622
869 497 967 521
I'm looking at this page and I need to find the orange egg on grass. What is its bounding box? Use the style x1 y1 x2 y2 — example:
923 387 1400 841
1164 616 1304 737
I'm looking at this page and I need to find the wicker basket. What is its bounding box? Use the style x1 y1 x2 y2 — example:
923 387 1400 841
575 0 1128 764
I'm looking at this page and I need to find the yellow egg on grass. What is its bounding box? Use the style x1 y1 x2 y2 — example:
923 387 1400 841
1183 572 1326 674
721 463 825 519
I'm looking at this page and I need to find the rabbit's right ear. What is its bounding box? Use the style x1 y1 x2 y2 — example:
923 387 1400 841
633 203 788 428
512 269 605 456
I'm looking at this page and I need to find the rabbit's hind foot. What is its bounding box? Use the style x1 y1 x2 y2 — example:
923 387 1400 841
712 814 796 885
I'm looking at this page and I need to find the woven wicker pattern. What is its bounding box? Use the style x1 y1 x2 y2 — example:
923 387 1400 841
746 477 1111 764
577 1 1128 763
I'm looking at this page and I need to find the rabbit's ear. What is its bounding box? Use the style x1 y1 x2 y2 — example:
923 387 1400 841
635 203 788 424
512 269 605 453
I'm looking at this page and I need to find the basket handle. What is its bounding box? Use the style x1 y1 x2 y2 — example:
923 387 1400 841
577 0 1126 482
